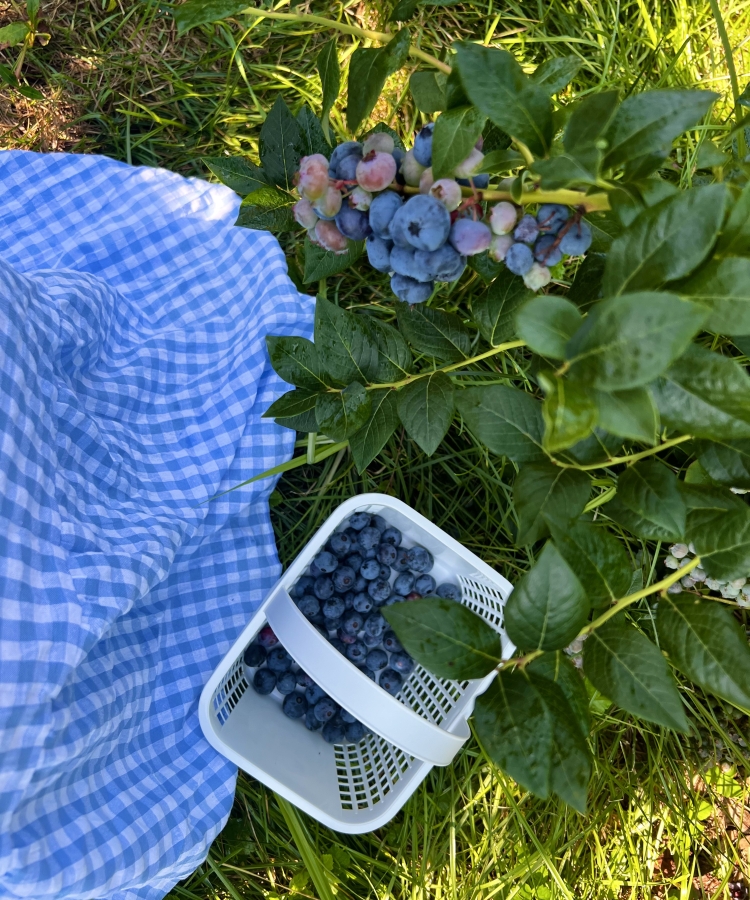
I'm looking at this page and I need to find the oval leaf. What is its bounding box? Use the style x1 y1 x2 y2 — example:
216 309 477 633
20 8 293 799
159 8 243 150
396 371 454 456
432 106 487 180
314 296 379 384
456 385 545 462
677 256 750 335
513 461 590 546
515 295 583 359
315 383 372 440
348 389 399 473
617 460 687 540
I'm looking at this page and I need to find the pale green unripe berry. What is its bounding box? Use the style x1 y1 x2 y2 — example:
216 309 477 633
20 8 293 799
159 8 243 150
363 132 395 154
419 167 435 194
349 187 373 211
454 148 484 178
489 201 518 235
313 186 343 218
522 262 551 291
429 178 462 211
488 234 513 262
401 149 426 187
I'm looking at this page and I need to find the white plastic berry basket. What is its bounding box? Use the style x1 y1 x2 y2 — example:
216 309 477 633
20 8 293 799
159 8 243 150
199 493 514 833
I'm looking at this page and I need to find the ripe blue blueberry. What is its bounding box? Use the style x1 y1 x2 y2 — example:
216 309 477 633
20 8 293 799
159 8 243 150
390 245 434 283
342 591 355 609
257 626 279 649
327 617 343 634
358 526 381 551
379 668 403 696
364 612 387 637
346 640 367 663
366 648 388 671
371 515 387 532
305 683 327 705
392 146 405 182
354 575 368 593
381 526 402 546
413 123 434 167
390 273 434 305
366 235 393 273
346 553 363 574
449 219 492 256
340 708 357 724
335 204 372 241
360 558 381 580
349 512 371 530
393 548 411 572
342 609 364 635
363 631 383 647
378 563 391 581
338 628 357 645
304 707 323 731
277 672 298 694
536 203 569 234
514 214 540 244
328 531 352 558
533 234 563 267
352 591 374 614
252 668 277 694
332 565 356 592
377 543 398 566
322 721 346 744
406 545 434 573
322 596 346 619
314 697 339 722
559 220 592 255
291 575 314 598
393 572 415 596
369 190 403 238
314 550 338 573
391 195 451 252
363 548 377 559
296 671 314 688
296 593 321 618
282 692 308 719
244 643 266 667
314 575 335 600
437 582 461 601
329 141 362 178
457 173 490 189
368 579 392 604
330 637 348 654
414 574 436 595
267 646 292 673
345 721 366 743
307 561 323 579
381 594 403 607
390 652 415 675
415 245 466 282
505 242 534 276
383 630 403 653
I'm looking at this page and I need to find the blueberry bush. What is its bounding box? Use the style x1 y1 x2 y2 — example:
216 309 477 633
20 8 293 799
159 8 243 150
177 1 750 813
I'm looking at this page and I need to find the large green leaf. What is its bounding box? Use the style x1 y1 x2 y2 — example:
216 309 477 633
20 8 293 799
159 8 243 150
531 155 600 190
348 389 399 472
174 0 248 32
677 256 750 335
259 96 302 191
594 387 658 444
601 89 718 178
716 180 750 257
656 596 750 710
531 56 581 94
266 335 334 391
303 238 364 283
315 383 372 440
431 106 487 180
651 344 750 439
235 186 296 232
382 597 502 679
314 297 380 384
566 292 707 391
397 372 455 455
456 385 546 462
617 460 686 540
561 91 620 180
684 505 750 581
317 39 340 142
263 388 320 432
540 374 598 452
527 651 591 738
204 157 267 195
603 185 728 295
454 42 553 157
545 515 633 608
366 318 413 382
605 495 684 542
582 617 689 731
504 542 590 651
347 29 410 134
515 296 582 359
696 438 750 488
567 253 606 311
513 462 590 545
296 105 330 158
472 271 531 346
409 71 447 113
396 303 470 362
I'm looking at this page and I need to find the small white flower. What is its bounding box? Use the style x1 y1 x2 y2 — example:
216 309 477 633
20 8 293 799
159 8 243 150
670 543 689 559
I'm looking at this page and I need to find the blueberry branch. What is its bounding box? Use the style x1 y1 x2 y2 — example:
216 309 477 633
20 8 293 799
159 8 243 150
400 184 611 211
549 434 692 471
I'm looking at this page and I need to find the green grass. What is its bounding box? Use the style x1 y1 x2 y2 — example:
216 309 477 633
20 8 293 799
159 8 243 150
2 1 750 897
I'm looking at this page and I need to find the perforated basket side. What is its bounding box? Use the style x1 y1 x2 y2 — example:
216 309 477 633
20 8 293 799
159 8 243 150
212 656 249 725
334 735 413 811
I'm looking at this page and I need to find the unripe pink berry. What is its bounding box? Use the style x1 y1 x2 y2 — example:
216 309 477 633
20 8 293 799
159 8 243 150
356 151 397 192
450 219 492 256
314 219 349 254
349 187 372 211
430 178 462 211
523 262 552 291
419 167 435 194
363 132 395 155
489 234 514 262
293 198 319 229
401 149 425 187
312 186 343 219
454 148 484 178
298 153 330 201
489 201 518 235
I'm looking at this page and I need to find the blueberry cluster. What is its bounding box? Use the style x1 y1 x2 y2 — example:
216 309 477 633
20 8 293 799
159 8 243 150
665 542 750 607
243 511 461 747
292 124 593 301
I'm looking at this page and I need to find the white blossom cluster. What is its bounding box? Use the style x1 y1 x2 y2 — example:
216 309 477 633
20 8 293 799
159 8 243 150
664 542 750 607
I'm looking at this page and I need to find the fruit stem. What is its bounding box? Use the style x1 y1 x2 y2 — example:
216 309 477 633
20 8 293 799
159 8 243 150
549 434 692 471
401 184 611 211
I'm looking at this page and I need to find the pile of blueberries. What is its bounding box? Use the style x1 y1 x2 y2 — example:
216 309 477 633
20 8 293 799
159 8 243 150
243 511 461 747
292 123 593 302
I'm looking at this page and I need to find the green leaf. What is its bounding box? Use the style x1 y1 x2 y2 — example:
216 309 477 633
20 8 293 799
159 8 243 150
582 617 689 731
264 388 320 432
531 155 600 190
366 318 413 382
504 542 590 651
513 461 590 545
567 253 605 311
603 185 729 295
545 515 633 609
515 296 582 359
584 211 624 253
565 427 623 466
539 374 598 453
696 438 750 488
695 141 729 168
204 157 267 195
444 65 469 110
605 494 684 542
563 91 620 178
651 344 750 439
314 297 380 384
174 0 248 32
468 251 503 284
454 42 553 158
456 385 546 462
680 481 747 513
594 387 658 444
317 40 340 142
431 106 487 180
235 186 295 232
677 257 750 335
390 0 419 20
266 335 333 391
566 292 707 391
397 372 454 455
478 148 524 174
527 651 591 738
347 29 410 134
409 70 447 113
303 237 364 283
349 389 399 472
617 460 686 540
0 21 28 46
472 270 531 345
296 105 330 158
259 97 302 191
382 597 502 679
315 383 372 440
685 505 750 580
601 89 718 179
657 596 750 710
717 181 750 257
531 56 581 94
396 302 470 362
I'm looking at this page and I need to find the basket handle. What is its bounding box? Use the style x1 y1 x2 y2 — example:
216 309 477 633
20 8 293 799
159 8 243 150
265 588 468 766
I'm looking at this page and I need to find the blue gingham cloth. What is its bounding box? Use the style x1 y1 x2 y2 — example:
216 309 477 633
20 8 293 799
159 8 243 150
0 151 314 900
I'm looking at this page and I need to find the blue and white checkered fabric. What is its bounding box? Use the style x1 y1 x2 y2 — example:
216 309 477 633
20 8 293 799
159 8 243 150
0 151 314 900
